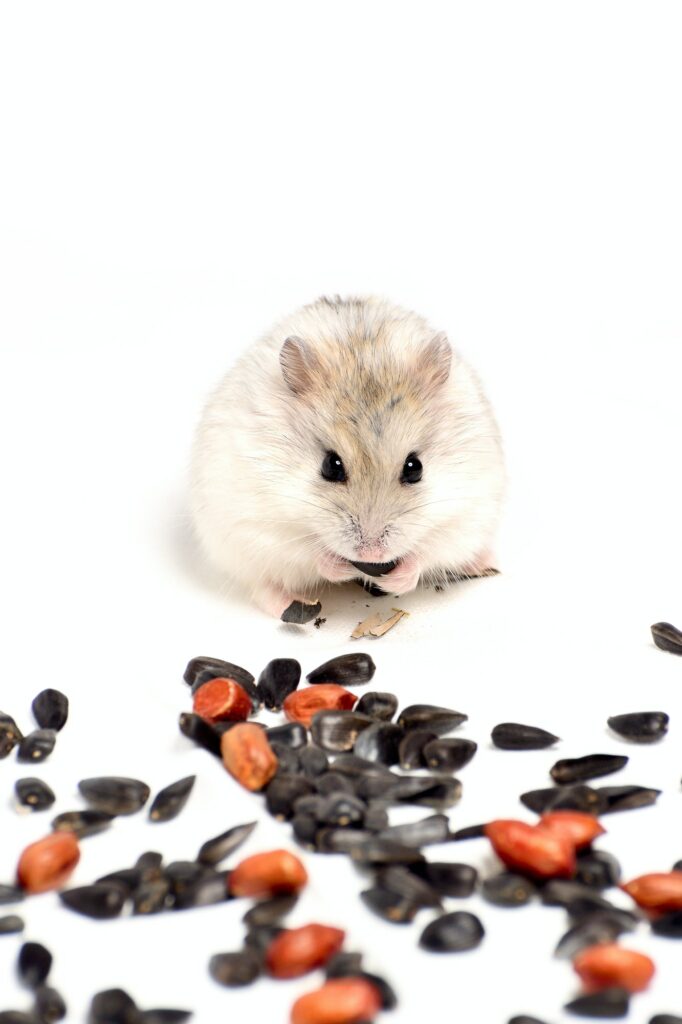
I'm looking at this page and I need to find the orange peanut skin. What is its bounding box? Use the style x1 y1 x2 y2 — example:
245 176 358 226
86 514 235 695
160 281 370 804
485 819 576 879
539 811 605 849
193 677 252 723
283 685 357 728
229 849 308 899
221 723 278 791
266 923 345 979
621 871 682 912
573 943 655 993
290 977 382 1024
17 832 80 894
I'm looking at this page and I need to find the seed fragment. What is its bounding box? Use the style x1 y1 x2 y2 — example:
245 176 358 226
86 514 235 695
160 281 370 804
148 776 196 822
257 659 302 710
353 722 404 765
597 785 661 813
485 819 575 879
651 621 682 654
266 923 345 978
34 984 67 1022
0 712 23 759
18 941 52 987
197 822 257 866
184 655 255 692
59 883 126 919
551 754 628 784
192 677 252 723
397 704 467 735
419 910 484 952
15 777 56 811
229 849 308 899
306 653 376 687
284 686 358 729
31 690 69 732
311 711 374 752
51 810 114 838
564 987 630 1018
78 777 150 816
482 873 536 907
290 977 382 1024
410 862 478 897
0 915 24 934
17 729 57 763
607 711 669 743
178 712 222 756
491 722 559 750
360 886 421 923
221 723 279 791
423 738 477 772
209 950 262 987
621 871 682 912
17 832 80 894
651 911 682 938
573 943 655 993
355 691 398 721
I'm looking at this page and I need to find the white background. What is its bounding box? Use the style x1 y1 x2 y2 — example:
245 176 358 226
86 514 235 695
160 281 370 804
1 2 682 1021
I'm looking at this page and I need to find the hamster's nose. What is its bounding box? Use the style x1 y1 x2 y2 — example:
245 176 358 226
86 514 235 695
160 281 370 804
348 559 399 578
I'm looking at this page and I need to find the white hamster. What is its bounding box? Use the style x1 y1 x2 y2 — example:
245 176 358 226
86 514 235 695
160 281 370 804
190 295 506 622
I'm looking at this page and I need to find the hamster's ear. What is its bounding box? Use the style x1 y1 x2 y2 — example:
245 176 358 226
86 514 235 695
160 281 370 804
419 332 452 391
280 336 319 395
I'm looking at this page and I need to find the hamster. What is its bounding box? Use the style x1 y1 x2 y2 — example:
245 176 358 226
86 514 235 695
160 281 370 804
189 295 506 622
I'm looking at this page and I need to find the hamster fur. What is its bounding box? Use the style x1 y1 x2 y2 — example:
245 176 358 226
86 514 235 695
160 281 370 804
189 295 506 621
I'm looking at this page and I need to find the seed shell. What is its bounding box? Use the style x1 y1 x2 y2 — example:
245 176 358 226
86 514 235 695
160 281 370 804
575 851 621 890
148 776 196 822
520 785 602 815
133 880 170 915
0 713 23 759
257 658 302 710
349 838 426 866
482 873 536 907
491 722 559 750
17 729 57 763
0 915 24 934
306 653 376 686
355 691 398 721
508 1018 551 1024
550 754 628 784
385 774 462 810
607 711 669 742
139 1011 192 1023
423 737 478 772
651 621 682 654
397 704 467 735
15 777 56 811
59 883 126 919
298 746 329 778
377 865 442 908
173 872 230 910
266 774 315 820
419 910 484 952
96 868 143 896
51 810 114 838
649 1017 682 1024
0 1012 35 1023
197 822 257 866
18 941 52 987
243 894 298 927
31 690 69 732
78 777 150 816
451 823 487 841
0 884 24 904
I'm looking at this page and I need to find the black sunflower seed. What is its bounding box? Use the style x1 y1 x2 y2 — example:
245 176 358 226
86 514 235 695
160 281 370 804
18 941 52 988
353 771 399 801
78 777 150 815
0 1012 36 1023
364 801 390 831
315 771 355 796
96 869 142 896
135 851 164 878
0 885 24 905
269 742 300 775
298 745 329 778
385 774 462 809
540 880 614 910
197 821 257 866
398 729 437 770
575 850 621 889
409 862 478 897
597 784 661 813
148 776 195 823
651 621 682 654
293 794 326 817
0 712 23 759
315 828 372 854
317 793 366 827
329 754 395 779
377 814 451 848
139 1011 192 1023
607 711 669 742
17 729 57 763
292 813 318 847
209 949 262 987
353 723 404 765
419 911 484 952
568 905 640 931
377 865 442 908
51 809 114 837
554 914 629 959
325 951 364 977
349 838 425 865
15 777 56 811
265 722 308 748
323 960 397 1009
649 1016 682 1024
256 658 301 710
265 774 315 820
520 785 602 815
310 711 374 752
184 655 255 692
87 988 139 1024
133 880 170 915
164 861 207 898
173 872 229 910
423 738 478 772
59 883 126 919
651 911 682 938
306 653 376 687
673 859 682 872
397 704 467 736
360 886 421 924
243 924 283 953
491 722 559 750
451 823 487 841
34 984 67 1022
178 712 222 756
0 915 24 934
31 690 69 732
508 1018 551 1024
482 873 536 907
550 754 628 784
355 691 398 721
564 987 630 1018
242 894 298 927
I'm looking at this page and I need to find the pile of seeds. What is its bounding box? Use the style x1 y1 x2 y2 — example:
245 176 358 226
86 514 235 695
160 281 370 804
1 689 68 765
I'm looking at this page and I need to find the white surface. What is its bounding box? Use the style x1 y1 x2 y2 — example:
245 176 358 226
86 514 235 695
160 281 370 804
1 2 682 1021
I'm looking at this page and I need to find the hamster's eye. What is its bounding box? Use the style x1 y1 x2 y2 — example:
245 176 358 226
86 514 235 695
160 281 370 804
321 450 347 483
401 453 422 484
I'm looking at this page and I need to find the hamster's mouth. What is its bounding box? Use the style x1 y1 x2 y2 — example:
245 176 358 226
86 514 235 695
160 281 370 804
347 559 400 578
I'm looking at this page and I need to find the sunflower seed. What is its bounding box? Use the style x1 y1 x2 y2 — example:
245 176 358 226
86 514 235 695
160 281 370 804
78 777 150 815
410 862 478 897
673 860 682 872
564 986 630 1018
294 794 326 817
173 872 229 910
242 895 298 927
377 814 451 848
265 774 315 820
397 704 467 735
315 828 372 854
310 711 374 752
0 1012 36 1023
178 712 222 756
329 754 394 779
649 1016 682 1024
353 723 404 765
569 905 640 931
423 738 478 772
133 880 170 915
184 655 255 692
197 822 257 866
360 886 421 923
87 988 139 1024
307 653 376 687
385 774 462 809
51 810 114 838
575 850 621 889
292 813 318 847
0 915 24 934
377 865 442 908
315 771 355 795
451 824 487 841
164 861 207 898
15 777 56 811
353 771 399 801
135 851 163 878
651 911 682 938
0 884 24 905
491 723 559 750
482 873 536 907
95 869 142 896
298 745 329 777
59 883 126 919
256 659 301 710
508 1018 550 1024
349 839 426 865
355 691 398 721
0 712 23 759
17 729 57 762
364 801 390 831
419 911 484 952
317 793 366 827
554 914 629 958
149 776 196 823
268 743 299 775
34 984 67 1022
651 621 682 654
209 950 262 987
607 711 669 742
31 690 69 732
540 880 614 909
139 1011 192 1023
325 951 364 977
18 941 52 988
520 785 602 814
550 754 628 784
265 722 308 748
398 729 437 770
597 785 661 813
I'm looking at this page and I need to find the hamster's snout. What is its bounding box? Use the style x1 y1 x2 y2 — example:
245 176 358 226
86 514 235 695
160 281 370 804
348 559 399 578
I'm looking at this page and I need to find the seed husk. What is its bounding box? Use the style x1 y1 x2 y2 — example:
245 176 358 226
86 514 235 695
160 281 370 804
148 776 196 823
87 988 139 1024
551 754 628 784
564 986 630 1018
197 822 257 867
184 655 255 692
17 832 80 894
377 865 443 908
451 823 487 841
78 777 150 816
355 691 398 721
353 722 404 765
31 690 69 732
651 911 682 938
491 722 559 750
15 777 56 811
51 810 114 838
265 774 315 820
575 851 621 890
377 814 451 848
18 941 52 988
397 704 467 735
0 915 24 934
209 949 262 987
310 710 374 752
398 729 437 770
59 883 126 919
597 784 661 813
360 886 421 923
243 894 298 928
257 658 302 710
607 711 669 742
651 621 682 654
17 729 57 763
419 910 484 952
34 984 67 1022
482 872 536 907
133 879 171 915
266 722 308 749
306 653 376 687
423 737 478 772
554 914 632 959
0 712 23 759
410 862 478 897
298 746 329 778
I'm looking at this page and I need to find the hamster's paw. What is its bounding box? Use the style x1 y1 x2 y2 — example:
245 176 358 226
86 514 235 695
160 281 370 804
253 582 321 623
